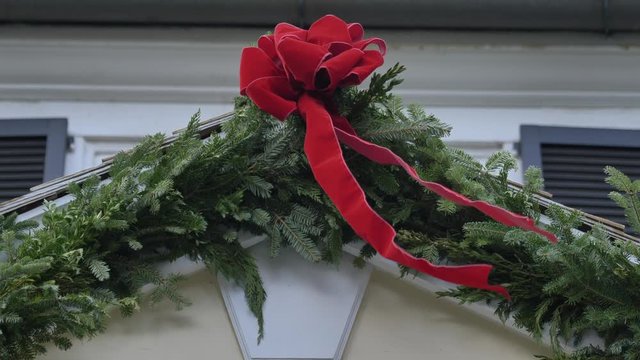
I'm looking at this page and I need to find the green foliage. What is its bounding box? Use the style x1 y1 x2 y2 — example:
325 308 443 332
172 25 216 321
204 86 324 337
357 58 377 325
437 171 640 360
606 166 640 233
341 63 406 115
361 99 451 143
2 63 640 360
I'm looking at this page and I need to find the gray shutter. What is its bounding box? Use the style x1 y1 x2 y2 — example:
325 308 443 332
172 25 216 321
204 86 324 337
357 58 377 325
541 144 640 227
0 119 67 203
0 136 47 202
521 125 640 234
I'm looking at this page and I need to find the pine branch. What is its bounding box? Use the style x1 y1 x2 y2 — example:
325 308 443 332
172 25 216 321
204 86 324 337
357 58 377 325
606 166 640 233
274 214 321 262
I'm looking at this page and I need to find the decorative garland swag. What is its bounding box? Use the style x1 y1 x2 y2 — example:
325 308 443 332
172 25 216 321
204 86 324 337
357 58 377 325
240 14 556 298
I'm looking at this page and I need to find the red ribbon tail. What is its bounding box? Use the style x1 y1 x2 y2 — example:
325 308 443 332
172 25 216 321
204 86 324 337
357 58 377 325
298 93 510 298
331 115 558 244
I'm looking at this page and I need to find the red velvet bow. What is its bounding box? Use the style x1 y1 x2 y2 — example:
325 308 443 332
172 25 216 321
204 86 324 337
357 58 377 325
240 15 557 298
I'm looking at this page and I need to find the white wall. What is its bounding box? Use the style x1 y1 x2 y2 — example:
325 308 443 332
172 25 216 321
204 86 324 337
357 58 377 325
2 26 640 181
44 269 244 360
3 101 639 182
344 270 550 359
43 268 550 360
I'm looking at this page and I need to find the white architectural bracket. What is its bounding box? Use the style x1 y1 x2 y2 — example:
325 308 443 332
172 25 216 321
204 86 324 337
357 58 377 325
219 241 371 360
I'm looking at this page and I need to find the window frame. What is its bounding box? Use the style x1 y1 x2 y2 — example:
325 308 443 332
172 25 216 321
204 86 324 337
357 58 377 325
0 118 68 181
520 125 640 172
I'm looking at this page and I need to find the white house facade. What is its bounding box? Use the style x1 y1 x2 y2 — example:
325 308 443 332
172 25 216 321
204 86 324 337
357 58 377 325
1 6 640 358
2 26 640 179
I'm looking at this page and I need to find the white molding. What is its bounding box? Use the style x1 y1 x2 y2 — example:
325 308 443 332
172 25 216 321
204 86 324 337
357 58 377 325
80 137 141 169
15 194 74 223
0 83 238 104
5 84 640 108
218 279 251 360
396 89 640 108
2 27 640 108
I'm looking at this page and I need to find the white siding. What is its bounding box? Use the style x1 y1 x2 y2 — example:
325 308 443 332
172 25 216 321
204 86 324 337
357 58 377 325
2 27 639 181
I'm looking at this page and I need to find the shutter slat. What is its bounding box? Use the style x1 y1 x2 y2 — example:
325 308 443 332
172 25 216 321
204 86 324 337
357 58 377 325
549 190 613 200
551 197 619 207
0 155 46 165
0 164 45 173
542 146 640 159
571 207 626 218
0 136 46 201
0 140 47 149
0 148 46 156
543 164 640 176
541 143 640 234
545 180 613 191
544 172 610 181
543 155 640 167
0 173 44 181
0 180 41 189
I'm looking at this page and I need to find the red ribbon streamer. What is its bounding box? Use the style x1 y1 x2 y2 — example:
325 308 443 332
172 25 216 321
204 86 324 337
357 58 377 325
240 15 557 298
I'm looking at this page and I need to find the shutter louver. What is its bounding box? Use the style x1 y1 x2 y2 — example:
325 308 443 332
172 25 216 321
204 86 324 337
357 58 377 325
0 136 47 202
541 143 640 232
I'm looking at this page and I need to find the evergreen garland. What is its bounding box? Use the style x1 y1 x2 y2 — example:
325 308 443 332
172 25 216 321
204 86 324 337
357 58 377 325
1 65 639 359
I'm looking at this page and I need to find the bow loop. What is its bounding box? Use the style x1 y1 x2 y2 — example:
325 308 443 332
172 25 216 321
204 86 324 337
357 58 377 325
244 76 298 121
239 47 282 95
315 48 364 91
257 35 278 63
307 15 353 45
341 50 384 87
354 38 387 55
347 22 364 42
274 22 306 44
277 38 331 91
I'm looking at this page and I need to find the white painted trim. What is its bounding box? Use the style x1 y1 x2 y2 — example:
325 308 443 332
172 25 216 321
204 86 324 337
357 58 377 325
219 239 372 360
2 27 640 108
79 137 141 169
396 89 640 108
0 84 237 104
5 83 640 108
15 194 74 223
334 263 370 360
218 276 252 360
